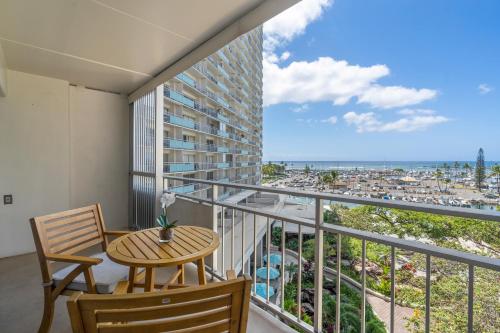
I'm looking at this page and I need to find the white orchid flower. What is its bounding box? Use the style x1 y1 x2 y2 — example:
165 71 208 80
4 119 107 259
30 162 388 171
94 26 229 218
160 192 176 209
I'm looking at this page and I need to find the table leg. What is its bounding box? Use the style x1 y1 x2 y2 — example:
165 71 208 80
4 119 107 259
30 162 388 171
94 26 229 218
144 267 155 292
127 266 136 293
177 264 185 284
197 258 207 285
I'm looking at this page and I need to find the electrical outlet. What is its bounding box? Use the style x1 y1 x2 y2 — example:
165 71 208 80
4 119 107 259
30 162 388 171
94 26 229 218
4 194 13 205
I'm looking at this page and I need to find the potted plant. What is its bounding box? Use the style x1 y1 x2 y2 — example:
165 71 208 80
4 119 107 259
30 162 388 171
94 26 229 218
157 192 177 242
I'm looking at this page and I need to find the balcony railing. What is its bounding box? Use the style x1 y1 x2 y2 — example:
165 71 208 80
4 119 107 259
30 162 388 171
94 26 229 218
164 176 500 333
165 87 258 142
163 137 258 155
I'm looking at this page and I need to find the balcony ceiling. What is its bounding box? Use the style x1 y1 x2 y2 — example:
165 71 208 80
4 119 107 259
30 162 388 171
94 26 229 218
0 0 297 99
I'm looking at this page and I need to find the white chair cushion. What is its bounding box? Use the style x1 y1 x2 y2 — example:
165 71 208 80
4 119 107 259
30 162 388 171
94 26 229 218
52 252 129 294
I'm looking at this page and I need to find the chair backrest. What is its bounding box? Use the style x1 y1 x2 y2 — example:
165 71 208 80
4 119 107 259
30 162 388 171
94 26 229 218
30 204 107 281
67 275 252 333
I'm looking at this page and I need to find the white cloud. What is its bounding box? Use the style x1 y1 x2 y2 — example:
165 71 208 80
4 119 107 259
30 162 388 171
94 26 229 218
292 104 309 113
397 108 436 116
321 116 338 124
264 57 389 106
280 51 291 61
262 0 437 109
357 85 437 109
263 0 332 53
478 83 493 95
296 118 318 125
343 111 448 133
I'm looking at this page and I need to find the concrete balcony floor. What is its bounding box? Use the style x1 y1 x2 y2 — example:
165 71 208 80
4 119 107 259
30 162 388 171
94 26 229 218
0 252 295 333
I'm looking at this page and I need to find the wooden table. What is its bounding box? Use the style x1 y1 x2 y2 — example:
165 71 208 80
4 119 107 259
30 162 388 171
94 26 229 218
107 226 219 292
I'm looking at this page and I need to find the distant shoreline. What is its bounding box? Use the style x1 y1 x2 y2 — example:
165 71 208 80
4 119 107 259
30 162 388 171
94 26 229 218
265 160 499 171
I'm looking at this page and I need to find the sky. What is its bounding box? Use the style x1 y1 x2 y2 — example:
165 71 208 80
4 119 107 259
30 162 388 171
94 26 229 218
261 0 500 162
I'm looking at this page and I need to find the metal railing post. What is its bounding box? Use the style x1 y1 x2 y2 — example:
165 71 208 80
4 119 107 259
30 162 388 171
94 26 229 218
266 217 271 303
231 209 235 269
241 211 245 274
313 198 324 332
336 233 341 333
468 265 474 333
211 184 218 280
390 246 396 333
361 239 366 333
253 214 257 295
297 224 303 322
221 206 225 276
425 254 431 333
281 220 286 311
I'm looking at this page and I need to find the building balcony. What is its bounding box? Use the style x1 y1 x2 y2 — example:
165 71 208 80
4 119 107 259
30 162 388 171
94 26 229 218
165 86 259 141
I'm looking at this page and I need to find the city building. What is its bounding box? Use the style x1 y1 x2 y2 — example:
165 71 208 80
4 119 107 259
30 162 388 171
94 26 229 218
163 28 263 199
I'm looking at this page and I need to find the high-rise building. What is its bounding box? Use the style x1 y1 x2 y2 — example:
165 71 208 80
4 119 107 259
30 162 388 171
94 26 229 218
163 27 263 199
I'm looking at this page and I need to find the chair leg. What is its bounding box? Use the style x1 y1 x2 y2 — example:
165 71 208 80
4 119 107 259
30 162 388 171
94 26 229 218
38 286 55 333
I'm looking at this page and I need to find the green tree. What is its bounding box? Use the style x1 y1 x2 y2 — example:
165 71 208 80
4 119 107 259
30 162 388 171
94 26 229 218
463 162 472 174
453 161 460 182
434 168 444 192
330 170 339 188
304 164 311 175
475 148 486 191
490 164 500 194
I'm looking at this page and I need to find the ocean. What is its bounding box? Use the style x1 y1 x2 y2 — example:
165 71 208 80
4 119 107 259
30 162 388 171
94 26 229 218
267 161 499 171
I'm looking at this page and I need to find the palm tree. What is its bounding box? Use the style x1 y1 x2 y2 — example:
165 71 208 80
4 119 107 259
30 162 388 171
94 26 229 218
453 161 460 183
463 162 472 175
322 174 333 189
330 170 339 189
490 164 500 194
434 168 444 192
285 263 298 281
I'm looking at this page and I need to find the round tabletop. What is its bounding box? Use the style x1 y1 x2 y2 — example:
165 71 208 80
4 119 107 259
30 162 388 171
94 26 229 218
107 226 220 268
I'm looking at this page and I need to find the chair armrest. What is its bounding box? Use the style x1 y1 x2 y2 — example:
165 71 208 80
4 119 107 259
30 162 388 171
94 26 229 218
104 230 131 236
46 254 103 265
226 270 237 280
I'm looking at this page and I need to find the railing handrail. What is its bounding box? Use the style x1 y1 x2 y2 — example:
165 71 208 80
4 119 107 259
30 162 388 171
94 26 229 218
166 175 498 332
171 192 500 271
165 176 500 222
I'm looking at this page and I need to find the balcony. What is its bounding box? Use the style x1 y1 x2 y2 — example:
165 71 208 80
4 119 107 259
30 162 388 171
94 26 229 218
164 162 196 173
0 1 297 332
163 177 500 333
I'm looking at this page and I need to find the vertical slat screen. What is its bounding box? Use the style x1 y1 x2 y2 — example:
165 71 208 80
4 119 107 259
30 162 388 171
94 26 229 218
131 90 157 230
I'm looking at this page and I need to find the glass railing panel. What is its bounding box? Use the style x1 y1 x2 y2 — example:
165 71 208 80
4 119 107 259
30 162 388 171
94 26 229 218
167 139 195 150
169 115 195 129
165 163 195 173
170 184 195 194
217 113 229 123
217 162 230 169
218 130 229 138
176 73 196 87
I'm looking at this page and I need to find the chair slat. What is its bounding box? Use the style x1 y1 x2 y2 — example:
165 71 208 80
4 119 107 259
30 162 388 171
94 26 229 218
98 307 231 333
43 211 96 230
60 237 104 256
50 230 101 254
46 218 97 238
48 224 98 246
96 295 231 322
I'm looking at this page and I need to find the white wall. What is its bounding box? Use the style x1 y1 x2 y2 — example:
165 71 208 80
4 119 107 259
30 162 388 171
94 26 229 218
69 86 129 231
0 70 129 258
0 44 6 96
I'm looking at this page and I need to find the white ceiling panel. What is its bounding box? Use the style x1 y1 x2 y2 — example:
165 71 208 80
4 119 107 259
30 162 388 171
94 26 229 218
0 0 298 96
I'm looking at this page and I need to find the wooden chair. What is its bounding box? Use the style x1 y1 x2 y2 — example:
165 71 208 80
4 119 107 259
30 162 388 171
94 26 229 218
30 204 133 333
67 271 252 333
